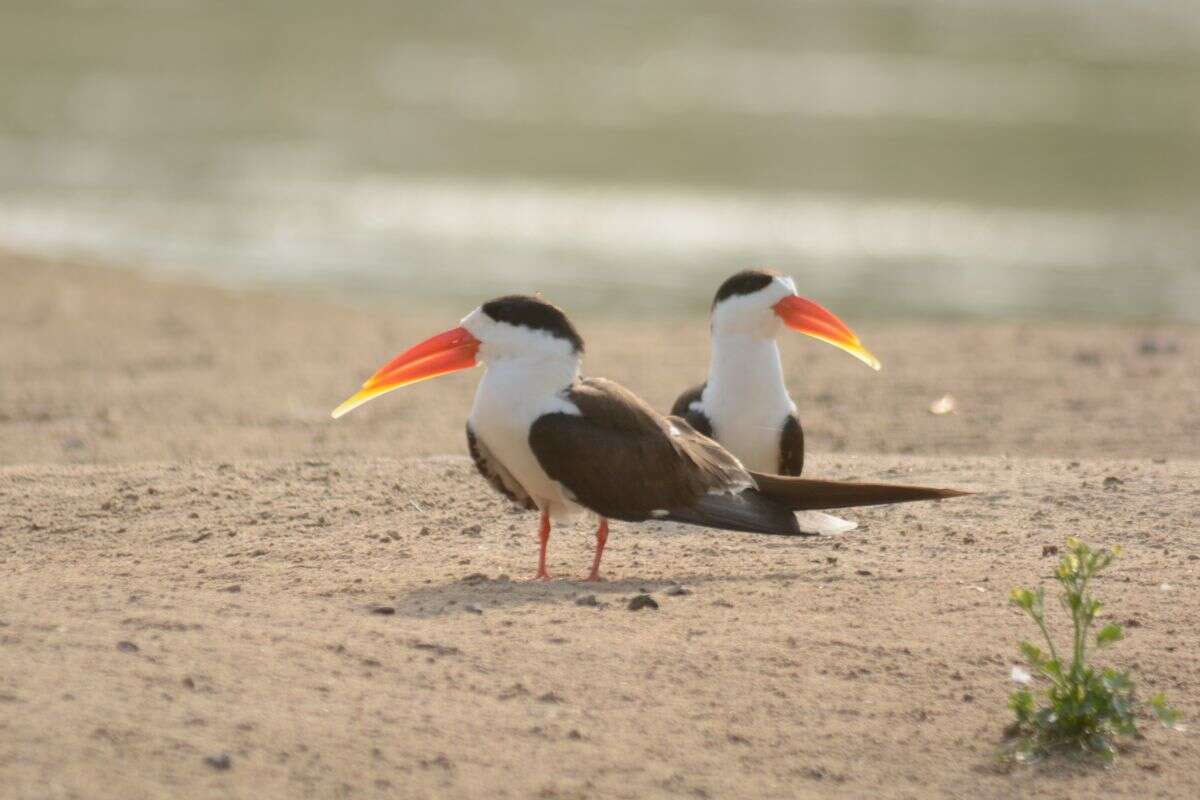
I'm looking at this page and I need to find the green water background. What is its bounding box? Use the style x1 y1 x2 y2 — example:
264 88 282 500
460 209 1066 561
2 1 1198 320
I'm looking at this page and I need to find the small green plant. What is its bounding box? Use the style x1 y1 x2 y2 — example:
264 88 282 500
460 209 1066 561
1004 537 1179 762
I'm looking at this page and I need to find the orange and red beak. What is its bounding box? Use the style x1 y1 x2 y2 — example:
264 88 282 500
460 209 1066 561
772 295 881 371
331 326 481 419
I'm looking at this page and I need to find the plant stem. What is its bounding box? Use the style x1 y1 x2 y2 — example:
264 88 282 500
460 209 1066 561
1034 611 1060 667
1073 571 1091 673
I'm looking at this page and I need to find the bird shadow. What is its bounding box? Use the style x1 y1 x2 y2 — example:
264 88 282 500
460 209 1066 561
387 570 809 619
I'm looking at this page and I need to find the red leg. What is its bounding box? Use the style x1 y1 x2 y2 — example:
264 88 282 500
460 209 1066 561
535 510 552 580
586 518 609 582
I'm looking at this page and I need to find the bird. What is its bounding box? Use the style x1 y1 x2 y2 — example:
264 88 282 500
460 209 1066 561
671 269 880 534
333 294 965 581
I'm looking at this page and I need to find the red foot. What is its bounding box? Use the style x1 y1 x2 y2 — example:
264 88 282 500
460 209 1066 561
534 510 552 582
586 519 609 584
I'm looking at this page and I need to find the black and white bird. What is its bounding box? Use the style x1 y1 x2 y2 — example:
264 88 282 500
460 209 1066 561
671 270 881 535
333 294 962 581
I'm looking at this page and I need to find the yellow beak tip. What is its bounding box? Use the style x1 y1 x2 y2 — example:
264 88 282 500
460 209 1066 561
330 393 367 420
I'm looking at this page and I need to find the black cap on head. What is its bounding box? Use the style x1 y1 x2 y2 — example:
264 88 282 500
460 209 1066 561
711 269 780 309
480 295 585 353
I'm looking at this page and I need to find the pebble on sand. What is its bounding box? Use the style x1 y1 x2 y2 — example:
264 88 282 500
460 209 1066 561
204 753 233 771
628 595 659 611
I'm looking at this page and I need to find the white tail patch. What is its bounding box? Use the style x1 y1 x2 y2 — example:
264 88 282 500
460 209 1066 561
794 510 858 536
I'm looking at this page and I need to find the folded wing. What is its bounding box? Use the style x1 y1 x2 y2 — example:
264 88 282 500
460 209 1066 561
530 378 802 535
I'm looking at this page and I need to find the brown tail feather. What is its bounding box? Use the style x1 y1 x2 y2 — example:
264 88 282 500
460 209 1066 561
750 471 970 511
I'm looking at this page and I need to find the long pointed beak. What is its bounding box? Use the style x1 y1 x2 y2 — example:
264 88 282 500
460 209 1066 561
331 326 481 419
772 295 881 371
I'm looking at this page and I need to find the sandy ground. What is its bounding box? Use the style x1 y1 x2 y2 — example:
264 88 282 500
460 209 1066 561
3 253 1198 467
1 251 1198 799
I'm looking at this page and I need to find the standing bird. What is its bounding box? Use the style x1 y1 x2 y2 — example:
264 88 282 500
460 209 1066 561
671 269 881 534
333 295 963 580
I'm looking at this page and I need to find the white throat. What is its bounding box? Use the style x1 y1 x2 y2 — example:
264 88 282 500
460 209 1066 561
475 354 580 410
468 353 583 519
700 333 796 473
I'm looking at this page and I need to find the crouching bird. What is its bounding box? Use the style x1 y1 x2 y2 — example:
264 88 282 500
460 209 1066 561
672 269 880 534
333 294 965 581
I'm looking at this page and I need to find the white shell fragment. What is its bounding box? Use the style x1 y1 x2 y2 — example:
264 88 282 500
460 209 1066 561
929 395 957 415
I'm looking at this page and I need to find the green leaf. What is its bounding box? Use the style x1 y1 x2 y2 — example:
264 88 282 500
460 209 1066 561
1010 588 1035 612
1150 693 1180 728
1009 690 1035 723
1096 624 1123 647
1041 657 1064 683
1019 641 1046 668
1100 669 1132 694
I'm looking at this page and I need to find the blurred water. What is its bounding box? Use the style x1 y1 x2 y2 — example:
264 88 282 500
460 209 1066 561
1 0 1198 319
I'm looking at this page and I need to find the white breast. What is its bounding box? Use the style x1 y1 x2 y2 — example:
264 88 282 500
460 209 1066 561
467 358 584 520
700 335 795 473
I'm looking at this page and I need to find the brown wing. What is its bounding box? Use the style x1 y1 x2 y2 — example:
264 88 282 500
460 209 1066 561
530 378 800 535
466 423 537 511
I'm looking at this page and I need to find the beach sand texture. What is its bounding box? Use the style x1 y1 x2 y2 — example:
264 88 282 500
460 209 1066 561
1 252 1197 798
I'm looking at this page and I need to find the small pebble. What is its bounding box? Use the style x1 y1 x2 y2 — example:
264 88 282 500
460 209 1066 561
204 754 232 771
116 641 139 653
1139 337 1178 355
666 584 691 596
628 594 658 611
465 604 483 615
371 606 396 616
575 594 600 607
